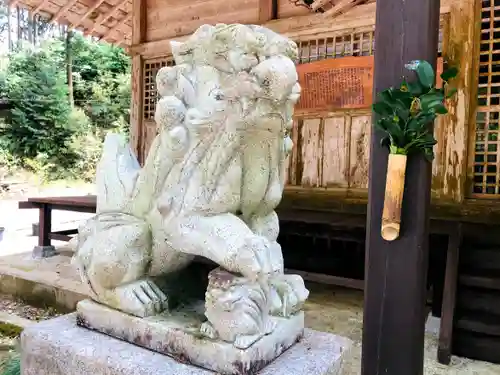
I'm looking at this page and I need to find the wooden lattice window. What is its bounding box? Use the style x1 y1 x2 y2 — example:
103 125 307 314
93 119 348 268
143 57 175 120
296 31 375 63
473 0 500 196
296 26 444 64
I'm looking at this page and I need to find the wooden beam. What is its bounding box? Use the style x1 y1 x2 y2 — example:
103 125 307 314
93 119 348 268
89 0 129 34
51 0 79 23
9 0 20 8
311 0 331 11
258 0 277 22
130 0 146 162
69 0 107 30
128 2 451 58
361 1 441 375
132 0 145 44
32 0 50 15
100 14 131 41
322 0 366 18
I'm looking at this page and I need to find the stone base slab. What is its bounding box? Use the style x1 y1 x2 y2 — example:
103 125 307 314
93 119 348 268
21 313 352 375
76 299 304 375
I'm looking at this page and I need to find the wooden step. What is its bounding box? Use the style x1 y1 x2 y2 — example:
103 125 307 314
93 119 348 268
455 310 500 336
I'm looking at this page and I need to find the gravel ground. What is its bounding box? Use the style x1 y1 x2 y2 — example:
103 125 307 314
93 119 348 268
0 294 62 322
0 294 63 367
304 283 500 375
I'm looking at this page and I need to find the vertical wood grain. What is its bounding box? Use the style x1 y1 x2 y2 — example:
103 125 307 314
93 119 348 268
142 121 158 159
300 118 323 187
130 0 146 164
322 116 350 187
130 55 144 163
259 0 277 22
349 115 371 188
289 118 301 185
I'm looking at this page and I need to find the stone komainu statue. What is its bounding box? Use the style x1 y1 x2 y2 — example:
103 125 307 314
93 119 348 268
72 23 309 349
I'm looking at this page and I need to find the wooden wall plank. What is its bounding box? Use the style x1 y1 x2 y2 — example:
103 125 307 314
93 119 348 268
277 0 309 19
349 115 370 188
322 116 349 188
300 118 323 187
146 0 259 41
289 118 301 185
142 120 158 159
132 4 451 56
259 0 277 22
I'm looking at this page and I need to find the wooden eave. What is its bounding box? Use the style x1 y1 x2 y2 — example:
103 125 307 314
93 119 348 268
8 0 132 48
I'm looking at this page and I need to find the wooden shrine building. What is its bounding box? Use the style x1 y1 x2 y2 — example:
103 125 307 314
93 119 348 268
9 0 500 367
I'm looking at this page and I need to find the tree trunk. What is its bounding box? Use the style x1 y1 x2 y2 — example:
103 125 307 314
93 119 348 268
33 13 37 45
7 5 12 51
16 6 21 47
28 11 33 44
66 28 74 107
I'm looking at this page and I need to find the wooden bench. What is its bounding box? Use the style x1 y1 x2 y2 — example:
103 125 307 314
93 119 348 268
18 195 97 254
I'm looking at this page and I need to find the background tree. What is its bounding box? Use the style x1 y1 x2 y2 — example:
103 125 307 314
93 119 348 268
0 33 131 181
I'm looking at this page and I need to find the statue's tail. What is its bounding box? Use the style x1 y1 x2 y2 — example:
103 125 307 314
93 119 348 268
96 133 141 213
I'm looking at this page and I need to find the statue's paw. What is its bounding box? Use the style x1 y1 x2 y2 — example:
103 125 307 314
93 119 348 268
269 274 309 318
264 319 276 335
234 333 262 350
113 279 168 318
200 321 218 340
233 237 280 280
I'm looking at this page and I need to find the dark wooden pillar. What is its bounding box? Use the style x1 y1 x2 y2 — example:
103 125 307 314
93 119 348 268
362 1 441 375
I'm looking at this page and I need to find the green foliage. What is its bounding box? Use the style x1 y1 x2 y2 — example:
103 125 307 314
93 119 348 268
0 35 131 180
1 45 75 167
0 352 20 375
372 60 458 161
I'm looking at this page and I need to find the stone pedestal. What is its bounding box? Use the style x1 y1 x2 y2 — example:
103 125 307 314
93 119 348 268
21 313 352 375
76 299 304 374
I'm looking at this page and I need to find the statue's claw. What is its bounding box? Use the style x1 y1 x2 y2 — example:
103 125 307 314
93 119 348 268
106 279 168 318
234 333 263 349
269 274 309 318
232 236 282 280
200 321 218 339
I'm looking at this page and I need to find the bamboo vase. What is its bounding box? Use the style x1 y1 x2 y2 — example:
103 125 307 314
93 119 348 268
381 153 407 241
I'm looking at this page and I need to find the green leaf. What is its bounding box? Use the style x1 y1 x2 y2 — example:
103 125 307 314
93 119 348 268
434 104 448 114
385 120 405 146
407 81 424 96
424 148 435 161
380 136 391 149
379 89 395 105
375 119 388 132
372 102 393 116
407 112 436 132
408 60 435 88
440 67 458 82
446 87 458 99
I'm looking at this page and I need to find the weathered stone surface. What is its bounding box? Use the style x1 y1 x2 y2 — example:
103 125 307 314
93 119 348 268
32 245 56 258
69 23 310 374
21 313 352 375
76 299 304 374
72 23 308 326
